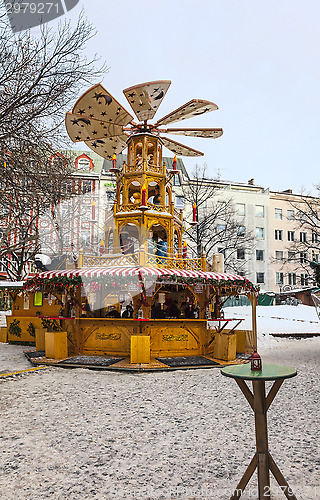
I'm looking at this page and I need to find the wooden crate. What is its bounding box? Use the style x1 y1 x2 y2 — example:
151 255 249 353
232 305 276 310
130 336 150 364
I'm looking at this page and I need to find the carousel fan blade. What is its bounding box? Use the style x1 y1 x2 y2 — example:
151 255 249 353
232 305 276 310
65 112 124 143
165 127 223 138
161 136 204 157
155 99 218 126
85 134 128 160
123 80 171 121
72 83 134 127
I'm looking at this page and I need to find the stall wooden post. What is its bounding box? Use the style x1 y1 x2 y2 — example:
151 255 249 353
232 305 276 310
78 251 84 268
75 285 83 354
249 292 258 351
201 252 207 271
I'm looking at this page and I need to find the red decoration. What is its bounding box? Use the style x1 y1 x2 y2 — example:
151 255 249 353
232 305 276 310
110 154 120 174
173 155 177 170
141 184 147 206
183 241 187 259
193 202 197 223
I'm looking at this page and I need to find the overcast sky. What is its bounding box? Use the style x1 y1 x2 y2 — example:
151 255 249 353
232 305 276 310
42 1 320 192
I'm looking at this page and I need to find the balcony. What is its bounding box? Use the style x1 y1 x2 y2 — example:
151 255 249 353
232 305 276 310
80 251 206 271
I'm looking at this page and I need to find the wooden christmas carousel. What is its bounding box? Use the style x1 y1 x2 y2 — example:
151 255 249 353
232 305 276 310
3 81 258 370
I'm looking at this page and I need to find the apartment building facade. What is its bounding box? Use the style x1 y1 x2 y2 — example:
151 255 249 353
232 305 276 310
269 190 318 293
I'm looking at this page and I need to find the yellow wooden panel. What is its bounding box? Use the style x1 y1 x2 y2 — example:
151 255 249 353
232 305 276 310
0 327 7 343
213 332 237 361
82 319 131 356
131 336 150 364
6 316 44 343
235 330 246 353
35 328 46 351
149 319 206 357
12 294 61 318
45 332 68 360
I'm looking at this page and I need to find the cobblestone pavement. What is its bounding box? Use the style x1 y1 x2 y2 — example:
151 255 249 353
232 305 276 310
0 338 319 499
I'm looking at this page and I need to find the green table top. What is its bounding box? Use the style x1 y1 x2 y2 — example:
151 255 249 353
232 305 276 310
221 363 297 381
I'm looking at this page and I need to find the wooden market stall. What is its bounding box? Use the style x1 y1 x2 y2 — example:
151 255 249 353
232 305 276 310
8 265 258 364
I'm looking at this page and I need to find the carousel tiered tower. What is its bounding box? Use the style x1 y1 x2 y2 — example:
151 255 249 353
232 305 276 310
111 132 184 263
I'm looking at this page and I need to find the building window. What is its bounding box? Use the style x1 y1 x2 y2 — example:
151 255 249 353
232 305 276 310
106 192 115 205
274 208 283 220
237 226 246 237
298 211 308 223
287 231 295 242
75 154 94 171
256 227 264 239
312 232 318 243
300 274 308 286
172 174 181 186
287 209 295 220
255 205 264 217
256 272 265 284
300 232 307 243
236 203 245 216
256 250 264 261
276 272 284 285
237 248 245 260
288 251 295 262
300 252 307 264
275 251 284 261
80 232 91 248
275 229 283 240
62 181 73 194
82 181 92 194
175 196 184 209
217 201 227 214
312 251 319 262
288 273 296 286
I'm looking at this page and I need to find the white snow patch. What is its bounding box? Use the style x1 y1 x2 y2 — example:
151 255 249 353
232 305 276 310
223 304 320 349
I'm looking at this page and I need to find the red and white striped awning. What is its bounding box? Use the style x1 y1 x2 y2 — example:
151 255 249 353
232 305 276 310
35 266 246 282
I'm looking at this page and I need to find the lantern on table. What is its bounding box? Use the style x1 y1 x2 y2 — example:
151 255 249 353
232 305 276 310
250 349 262 371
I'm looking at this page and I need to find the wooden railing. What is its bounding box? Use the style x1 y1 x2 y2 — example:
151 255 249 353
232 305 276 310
80 251 205 271
114 203 171 214
82 254 138 267
123 162 165 175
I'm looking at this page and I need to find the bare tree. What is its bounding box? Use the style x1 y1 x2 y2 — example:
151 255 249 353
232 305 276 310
183 164 254 273
286 190 320 284
39 191 100 258
0 13 105 151
0 13 106 279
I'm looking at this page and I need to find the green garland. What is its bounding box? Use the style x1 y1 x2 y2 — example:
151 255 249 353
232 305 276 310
23 272 258 293
8 319 22 338
27 322 36 337
41 318 62 332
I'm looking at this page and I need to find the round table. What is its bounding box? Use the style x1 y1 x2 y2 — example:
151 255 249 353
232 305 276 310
221 364 297 500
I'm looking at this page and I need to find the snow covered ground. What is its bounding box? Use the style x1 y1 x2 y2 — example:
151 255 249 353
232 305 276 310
224 304 320 349
0 307 319 499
